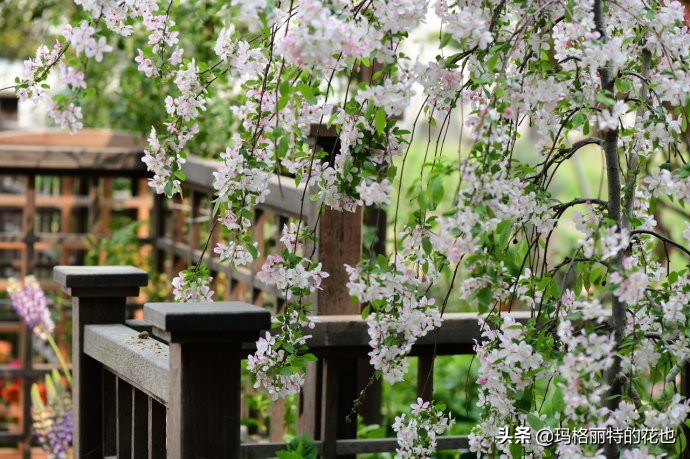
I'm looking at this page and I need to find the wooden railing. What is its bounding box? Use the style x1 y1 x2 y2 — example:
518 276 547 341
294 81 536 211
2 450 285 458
55 265 273 459
59 267 690 459
149 126 369 443
0 129 152 457
0 126 367 454
0 129 152 289
57 265 494 458
150 125 360 316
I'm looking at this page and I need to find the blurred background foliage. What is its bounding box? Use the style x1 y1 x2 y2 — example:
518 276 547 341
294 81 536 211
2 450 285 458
0 0 239 156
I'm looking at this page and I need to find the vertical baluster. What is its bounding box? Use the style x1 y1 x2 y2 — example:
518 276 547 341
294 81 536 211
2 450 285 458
417 355 434 401
102 369 117 456
148 397 166 459
117 378 133 458
132 388 148 457
151 194 166 274
188 190 201 264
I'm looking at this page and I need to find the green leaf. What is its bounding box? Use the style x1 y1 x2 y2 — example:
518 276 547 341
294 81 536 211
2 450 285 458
277 434 318 459
422 236 433 255
428 175 445 210
487 52 500 72
440 33 452 48
374 107 387 135
31 384 45 410
571 112 587 128
615 78 633 93
526 413 545 431
476 287 493 310
495 220 513 249
509 442 523 459
676 429 687 455
376 254 388 267
246 243 259 259
596 93 616 106
297 82 317 101
302 353 318 362
551 386 565 412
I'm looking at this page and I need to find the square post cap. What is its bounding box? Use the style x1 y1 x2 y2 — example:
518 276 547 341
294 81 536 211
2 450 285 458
54 266 148 297
144 302 271 343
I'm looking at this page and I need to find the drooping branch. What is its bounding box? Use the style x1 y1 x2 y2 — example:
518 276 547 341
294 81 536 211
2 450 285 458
551 197 607 215
534 137 604 181
593 1 626 458
630 229 690 258
623 48 651 227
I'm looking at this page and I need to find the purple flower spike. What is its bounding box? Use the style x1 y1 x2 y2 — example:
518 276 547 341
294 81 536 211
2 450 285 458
7 276 55 341
33 406 73 458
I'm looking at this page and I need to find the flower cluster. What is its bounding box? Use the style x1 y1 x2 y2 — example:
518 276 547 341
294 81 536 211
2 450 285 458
346 229 443 382
556 321 614 423
62 21 112 61
6 276 74 457
7 276 55 341
274 0 374 69
246 310 317 400
171 265 214 303
469 315 546 457
393 398 453 459
33 405 73 459
31 371 73 459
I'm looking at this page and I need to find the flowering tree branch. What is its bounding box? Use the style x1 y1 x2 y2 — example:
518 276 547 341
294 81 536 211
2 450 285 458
11 0 690 455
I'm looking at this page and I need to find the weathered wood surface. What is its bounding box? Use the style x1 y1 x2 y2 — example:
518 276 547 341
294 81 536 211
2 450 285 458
84 324 169 404
0 146 146 173
181 155 316 220
306 311 532 350
0 129 146 174
0 129 145 148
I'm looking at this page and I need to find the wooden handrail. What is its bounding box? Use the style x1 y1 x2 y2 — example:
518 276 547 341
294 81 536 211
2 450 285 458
84 324 169 404
305 311 532 350
57 266 274 459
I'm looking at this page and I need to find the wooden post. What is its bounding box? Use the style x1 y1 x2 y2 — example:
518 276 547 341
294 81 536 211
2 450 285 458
308 125 362 458
144 301 270 459
417 355 434 401
151 194 166 273
54 266 148 459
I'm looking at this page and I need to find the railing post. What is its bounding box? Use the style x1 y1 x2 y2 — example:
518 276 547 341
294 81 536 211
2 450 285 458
54 266 148 459
307 124 363 458
144 301 270 459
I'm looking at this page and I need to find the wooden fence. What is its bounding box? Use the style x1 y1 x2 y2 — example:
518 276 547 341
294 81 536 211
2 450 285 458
4 128 690 457
0 129 152 457
56 265 481 458
149 126 377 442
0 125 370 454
